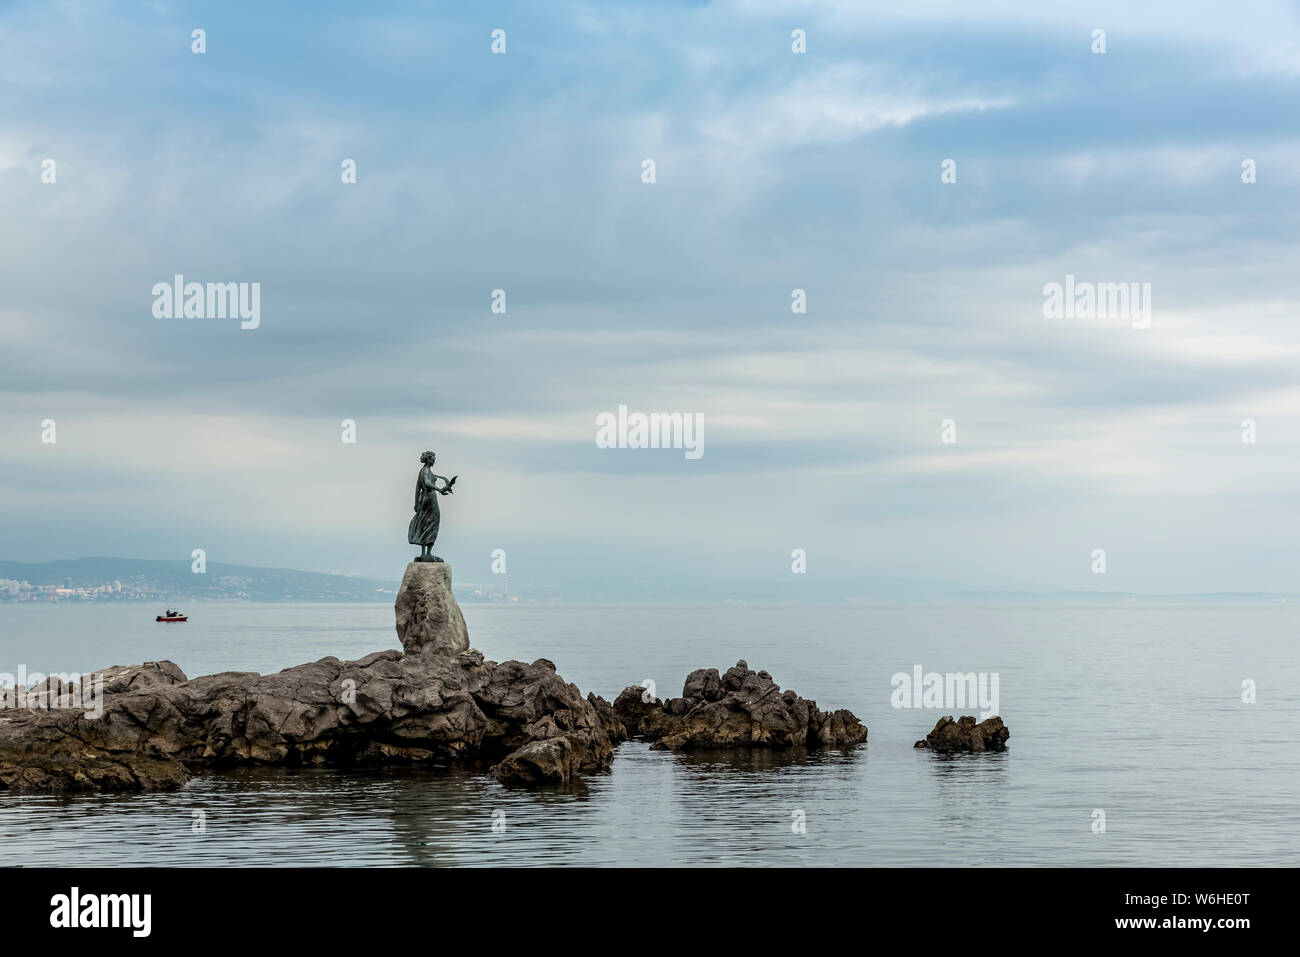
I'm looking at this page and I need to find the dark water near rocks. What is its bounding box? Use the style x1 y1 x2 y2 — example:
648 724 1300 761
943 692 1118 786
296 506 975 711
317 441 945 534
1 602 1296 866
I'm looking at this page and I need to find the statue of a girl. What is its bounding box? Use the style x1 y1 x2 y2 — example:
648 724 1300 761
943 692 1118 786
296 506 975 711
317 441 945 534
408 451 456 561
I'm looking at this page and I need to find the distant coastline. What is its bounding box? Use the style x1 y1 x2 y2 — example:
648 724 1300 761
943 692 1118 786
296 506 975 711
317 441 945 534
0 557 516 604
1 557 1297 606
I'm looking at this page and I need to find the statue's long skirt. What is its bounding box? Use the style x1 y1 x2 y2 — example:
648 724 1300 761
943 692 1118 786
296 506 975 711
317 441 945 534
407 497 441 546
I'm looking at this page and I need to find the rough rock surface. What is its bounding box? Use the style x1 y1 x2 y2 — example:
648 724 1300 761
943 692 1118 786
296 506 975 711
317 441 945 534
0 564 613 793
612 660 867 751
394 561 469 656
913 715 1009 752
611 685 662 737
586 693 628 745
96 661 190 694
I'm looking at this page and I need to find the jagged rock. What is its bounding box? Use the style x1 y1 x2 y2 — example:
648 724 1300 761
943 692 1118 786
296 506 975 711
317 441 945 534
97 661 190 694
682 668 724 702
586 693 627 745
0 566 612 793
613 660 867 752
913 715 1009 752
611 684 662 737
14 661 187 710
394 561 468 656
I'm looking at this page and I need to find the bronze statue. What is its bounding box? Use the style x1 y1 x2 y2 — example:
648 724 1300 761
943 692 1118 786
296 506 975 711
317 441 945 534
408 451 457 561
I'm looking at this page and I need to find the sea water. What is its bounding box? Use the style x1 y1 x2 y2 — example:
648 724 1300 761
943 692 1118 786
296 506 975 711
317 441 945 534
0 602 1295 866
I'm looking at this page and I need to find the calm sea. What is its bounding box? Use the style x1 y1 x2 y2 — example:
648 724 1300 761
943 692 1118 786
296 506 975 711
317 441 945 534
0 602 1295 866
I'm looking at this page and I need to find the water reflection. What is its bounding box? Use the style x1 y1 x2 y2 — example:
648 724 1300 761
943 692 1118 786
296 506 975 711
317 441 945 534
668 745 860 775
918 750 1011 836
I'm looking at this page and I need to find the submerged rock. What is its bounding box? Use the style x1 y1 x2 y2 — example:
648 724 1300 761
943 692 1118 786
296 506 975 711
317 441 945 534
0 563 612 793
913 715 1009 752
612 660 867 751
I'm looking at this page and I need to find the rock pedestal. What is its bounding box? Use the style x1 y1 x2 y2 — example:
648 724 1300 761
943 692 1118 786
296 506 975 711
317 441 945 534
394 561 469 656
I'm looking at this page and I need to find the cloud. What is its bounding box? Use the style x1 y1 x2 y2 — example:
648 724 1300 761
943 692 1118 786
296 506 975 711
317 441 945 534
2 0 1300 594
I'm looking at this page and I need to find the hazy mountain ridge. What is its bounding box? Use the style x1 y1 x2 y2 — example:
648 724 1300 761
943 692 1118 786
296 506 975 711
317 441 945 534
0 557 395 602
1 558 1295 605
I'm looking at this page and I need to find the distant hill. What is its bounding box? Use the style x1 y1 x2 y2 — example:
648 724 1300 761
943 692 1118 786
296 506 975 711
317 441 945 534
5 558 1294 605
0 557 396 602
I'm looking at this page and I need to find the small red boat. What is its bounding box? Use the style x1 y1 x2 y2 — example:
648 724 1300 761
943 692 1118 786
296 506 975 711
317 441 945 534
156 610 188 622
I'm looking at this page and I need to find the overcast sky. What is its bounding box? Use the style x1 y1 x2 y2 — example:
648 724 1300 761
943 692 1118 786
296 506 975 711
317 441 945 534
3 0 1300 596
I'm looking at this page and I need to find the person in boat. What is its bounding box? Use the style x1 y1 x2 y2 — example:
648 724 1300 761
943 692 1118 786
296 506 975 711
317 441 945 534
408 451 456 561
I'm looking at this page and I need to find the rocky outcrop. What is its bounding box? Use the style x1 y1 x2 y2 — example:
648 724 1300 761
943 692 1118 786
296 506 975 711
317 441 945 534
0 567 882 794
0 647 618 793
611 685 662 737
913 715 1009 752
0 564 613 793
612 660 867 751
